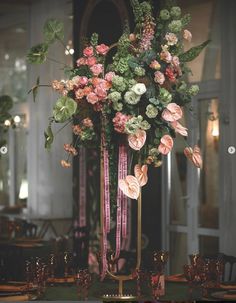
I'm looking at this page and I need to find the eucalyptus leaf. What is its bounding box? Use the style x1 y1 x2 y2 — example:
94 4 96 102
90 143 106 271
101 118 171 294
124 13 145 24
27 43 48 64
28 76 40 102
43 19 64 44
179 40 210 62
44 125 54 150
53 96 77 123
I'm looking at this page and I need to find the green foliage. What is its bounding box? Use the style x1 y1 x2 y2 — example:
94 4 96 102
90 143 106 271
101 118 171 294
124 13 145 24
181 13 191 27
28 76 40 102
179 40 211 62
0 95 13 112
53 96 77 123
130 0 143 27
27 43 48 64
43 19 64 44
90 33 99 47
44 124 54 150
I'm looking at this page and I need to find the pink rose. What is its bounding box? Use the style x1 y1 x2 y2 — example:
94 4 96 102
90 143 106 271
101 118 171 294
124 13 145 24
112 112 131 133
158 134 174 155
162 103 183 122
150 60 161 70
160 50 172 63
105 71 115 82
79 76 88 87
94 85 107 100
96 44 109 55
87 56 97 66
154 71 165 85
76 57 87 66
90 64 103 76
86 92 99 104
83 46 94 57
170 121 188 136
184 145 202 168
119 175 140 200
128 129 146 151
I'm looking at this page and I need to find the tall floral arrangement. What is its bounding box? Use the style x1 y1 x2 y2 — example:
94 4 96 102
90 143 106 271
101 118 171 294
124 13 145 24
28 0 208 277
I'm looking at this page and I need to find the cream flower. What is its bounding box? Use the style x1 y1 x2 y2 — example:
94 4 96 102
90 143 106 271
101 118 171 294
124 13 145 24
128 129 146 150
119 175 140 200
162 103 183 122
158 135 174 155
184 145 202 168
131 83 147 95
134 164 148 187
183 29 192 42
170 121 188 136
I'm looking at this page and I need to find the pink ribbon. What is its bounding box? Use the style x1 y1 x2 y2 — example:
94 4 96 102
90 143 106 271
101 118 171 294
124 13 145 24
121 146 128 238
115 145 128 260
101 132 110 279
78 147 86 238
103 147 110 233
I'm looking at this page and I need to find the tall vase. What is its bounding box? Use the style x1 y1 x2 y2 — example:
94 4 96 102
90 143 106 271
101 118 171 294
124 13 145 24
100 140 142 301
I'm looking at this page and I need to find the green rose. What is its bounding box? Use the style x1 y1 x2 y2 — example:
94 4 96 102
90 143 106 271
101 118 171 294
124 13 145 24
108 91 122 102
134 66 146 76
159 88 172 104
170 6 181 19
146 104 158 118
188 85 199 96
168 20 182 33
160 9 170 20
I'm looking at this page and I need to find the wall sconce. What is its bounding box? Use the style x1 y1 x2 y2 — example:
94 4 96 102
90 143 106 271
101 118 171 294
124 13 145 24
211 118 219 138
208 112 219 150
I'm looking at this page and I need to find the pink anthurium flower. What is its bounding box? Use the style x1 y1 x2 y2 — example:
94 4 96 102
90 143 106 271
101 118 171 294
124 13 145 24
128 129 146 151
162 103 183 122
118 175 140 200
184 145 203 169
134 164 148 187
170 121 188 136
158 134 174 155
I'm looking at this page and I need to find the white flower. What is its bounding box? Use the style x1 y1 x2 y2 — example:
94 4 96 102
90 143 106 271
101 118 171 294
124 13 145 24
183 29 192 42
131 83 147 96
124 91 141 105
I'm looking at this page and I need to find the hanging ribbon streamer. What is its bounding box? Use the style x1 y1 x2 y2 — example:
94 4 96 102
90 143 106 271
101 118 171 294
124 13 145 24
115 144 128 260
101 131 110 280
78 147 86 238
121 146 128 239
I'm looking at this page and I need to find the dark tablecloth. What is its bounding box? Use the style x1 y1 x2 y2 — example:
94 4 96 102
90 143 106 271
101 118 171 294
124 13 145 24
41 280 194 301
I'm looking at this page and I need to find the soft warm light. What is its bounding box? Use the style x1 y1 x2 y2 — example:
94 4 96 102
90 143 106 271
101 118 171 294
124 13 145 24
69 48 74 55
211 120 219 137
14 115 21 124
4 119 11 126
65 49 70 55
19 179 28 200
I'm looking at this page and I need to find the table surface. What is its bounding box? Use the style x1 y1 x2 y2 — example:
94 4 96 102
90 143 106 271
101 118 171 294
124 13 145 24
41 279 199 301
